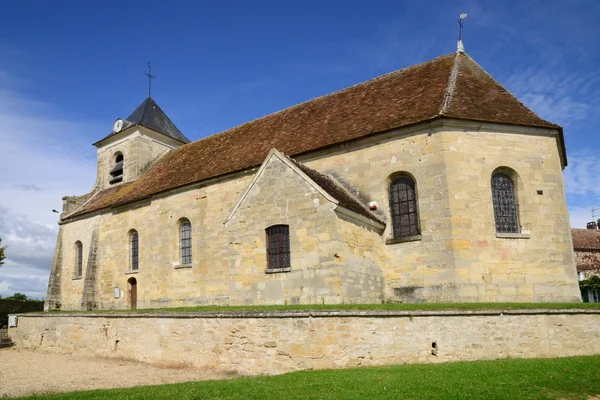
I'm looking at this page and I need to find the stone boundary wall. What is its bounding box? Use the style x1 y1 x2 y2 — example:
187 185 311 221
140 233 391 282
9 309 600 375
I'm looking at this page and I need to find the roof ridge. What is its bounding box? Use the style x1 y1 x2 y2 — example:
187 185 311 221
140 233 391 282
140 97 151 122
440 53 461 115
458 54 558 127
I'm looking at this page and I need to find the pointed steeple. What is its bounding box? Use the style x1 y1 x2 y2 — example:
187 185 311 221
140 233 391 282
125 97 190 143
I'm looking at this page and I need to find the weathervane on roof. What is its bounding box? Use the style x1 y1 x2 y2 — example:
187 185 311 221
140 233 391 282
145 62 155 98
457 13 467 53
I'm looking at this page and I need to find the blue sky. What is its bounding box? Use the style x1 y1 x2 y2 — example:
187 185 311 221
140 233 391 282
0 0 599 298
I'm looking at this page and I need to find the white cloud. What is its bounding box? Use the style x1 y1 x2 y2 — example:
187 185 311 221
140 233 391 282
564 149 600 229
505 67 597 126
564 150 600 198
0 73 97 299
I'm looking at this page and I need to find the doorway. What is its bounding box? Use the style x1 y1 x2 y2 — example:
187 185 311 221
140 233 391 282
127 277 137 310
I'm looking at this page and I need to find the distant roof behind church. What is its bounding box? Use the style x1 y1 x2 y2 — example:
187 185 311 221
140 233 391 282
70 52 564 219
572 228 600 251
96 97 190 144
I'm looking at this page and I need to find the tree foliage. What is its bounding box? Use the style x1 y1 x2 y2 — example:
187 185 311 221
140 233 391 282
0 237 6 267
5 292 28 301
579 275 600 290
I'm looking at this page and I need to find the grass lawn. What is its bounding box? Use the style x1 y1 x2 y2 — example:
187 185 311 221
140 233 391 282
18 356 600 400
40 302 600 315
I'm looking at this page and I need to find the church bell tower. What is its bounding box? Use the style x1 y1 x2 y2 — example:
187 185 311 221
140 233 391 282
92 97 190 190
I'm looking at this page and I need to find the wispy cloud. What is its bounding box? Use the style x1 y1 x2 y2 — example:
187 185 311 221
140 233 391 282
564 149 600 197
564 149 600 228
0 69 97 298
13 184 42 192
505 67 596 126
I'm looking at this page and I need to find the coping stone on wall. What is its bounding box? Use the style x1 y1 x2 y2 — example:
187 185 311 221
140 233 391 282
10 308 600 319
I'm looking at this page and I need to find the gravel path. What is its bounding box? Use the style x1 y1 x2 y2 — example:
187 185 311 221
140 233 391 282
0 348 232 398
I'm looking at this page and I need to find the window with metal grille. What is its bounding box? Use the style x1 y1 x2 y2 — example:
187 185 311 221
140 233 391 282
491 173 519 233
75 241 83 277
180 220 192 264
389 177 420 238
266 225 290 269
130 231 139 270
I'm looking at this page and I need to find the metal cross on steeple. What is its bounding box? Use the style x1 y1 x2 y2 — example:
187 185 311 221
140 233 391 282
458 13 467 41
145 62 155 97
457 13 468 53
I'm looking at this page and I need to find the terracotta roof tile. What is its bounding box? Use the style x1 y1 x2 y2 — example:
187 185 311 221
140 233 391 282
67 53 564 219
442 55 559 128
572 228 600 250
68 183 133 218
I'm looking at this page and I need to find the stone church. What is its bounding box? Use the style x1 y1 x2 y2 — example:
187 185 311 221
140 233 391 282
45 48 581 311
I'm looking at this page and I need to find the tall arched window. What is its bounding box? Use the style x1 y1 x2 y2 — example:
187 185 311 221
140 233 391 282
75 241 83 278
180 219 192 264
491 173 519 233
389 176 420 238
130 230 139 270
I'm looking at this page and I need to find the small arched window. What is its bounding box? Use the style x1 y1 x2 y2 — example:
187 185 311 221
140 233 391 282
389 176 420 238
266 225 290 270
180 220 192 264
130 230 139 270
110 153 124 184
491 173 519 233
75 241 83 278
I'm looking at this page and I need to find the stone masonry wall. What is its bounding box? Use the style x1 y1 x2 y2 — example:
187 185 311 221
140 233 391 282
56 215 101 310
52 120 580 310
304 121 580 302
10 310 600 375
96 126 181 190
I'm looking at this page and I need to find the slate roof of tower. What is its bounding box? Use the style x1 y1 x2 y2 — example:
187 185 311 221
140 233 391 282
68 52 565 219
96 97 190 144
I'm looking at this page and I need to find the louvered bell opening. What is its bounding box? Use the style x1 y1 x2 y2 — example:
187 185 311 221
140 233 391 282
110 161 124 177
109 161 124 184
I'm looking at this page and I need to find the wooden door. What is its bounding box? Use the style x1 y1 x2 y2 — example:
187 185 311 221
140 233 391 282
128 278 137 310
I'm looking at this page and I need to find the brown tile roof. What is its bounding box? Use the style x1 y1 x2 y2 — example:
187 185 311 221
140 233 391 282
69 184 132 218
68 52 564 219
572 228 600 250
288 157 384 225
442 55 560 129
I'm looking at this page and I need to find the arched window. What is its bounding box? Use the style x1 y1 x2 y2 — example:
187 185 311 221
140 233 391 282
180 219 192 264
491 173 519 233
130 230 139 270
389 176 419 238
266 225 290 270
75 241 83 278
110 152 124 184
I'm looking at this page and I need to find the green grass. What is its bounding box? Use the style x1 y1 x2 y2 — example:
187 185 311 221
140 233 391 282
44 302 600 314
17 356 600 400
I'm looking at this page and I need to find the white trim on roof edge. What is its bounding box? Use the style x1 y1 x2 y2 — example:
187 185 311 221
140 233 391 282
334 205 386 231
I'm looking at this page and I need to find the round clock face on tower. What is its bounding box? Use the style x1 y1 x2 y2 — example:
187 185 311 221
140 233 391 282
113 118 124 133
